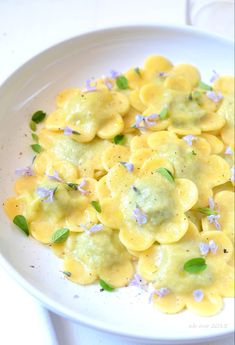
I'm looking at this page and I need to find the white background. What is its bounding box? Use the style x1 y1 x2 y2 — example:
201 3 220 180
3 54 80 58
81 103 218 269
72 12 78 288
0 1 234 345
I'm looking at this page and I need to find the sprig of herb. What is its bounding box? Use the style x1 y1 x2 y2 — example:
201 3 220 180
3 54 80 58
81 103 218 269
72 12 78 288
51 228 70 243
113 134 125 145
99 279 115 292
13 215 29 236
29 121 37 131
91 201 101 213
31 144 42 153
134 67 141 77
67 183 78 190
198 81 212 91
31 110 46 124
159 107 169 120
156 167 174 182
116 75 129 90
198 207 218 216
63 271 71 277
31 133 39 142
184 257 207 273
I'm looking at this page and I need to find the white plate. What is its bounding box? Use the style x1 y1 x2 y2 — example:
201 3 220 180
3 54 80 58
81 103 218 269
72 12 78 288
0 25 234 344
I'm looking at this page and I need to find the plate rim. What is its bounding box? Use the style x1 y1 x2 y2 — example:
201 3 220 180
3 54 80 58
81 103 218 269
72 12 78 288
0 23 234 342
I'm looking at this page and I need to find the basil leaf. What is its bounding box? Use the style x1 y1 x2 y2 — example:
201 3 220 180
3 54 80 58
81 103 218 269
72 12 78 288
198 81 212 91
67 183 78 190
31 144 42 153
91 201 101 213
184 258 207 273
13 215 29 236
63 271 71 277
31 110 46 124
156 167 174 182
113 134 125 145
99 279 115 292
31 133 39 142
198 207 217 216
159 107 169 120
29 121 37 131
116 76 129 90
134 67 141 76
51 228 70 243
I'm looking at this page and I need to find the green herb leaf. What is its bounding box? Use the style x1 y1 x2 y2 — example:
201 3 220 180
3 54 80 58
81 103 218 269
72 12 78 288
116 75 129 90
192 150 197 156
113 134 125 145
184 257 207 273
63 271 71 277
31 133 39 142
91 201 101 213
29 121 37 131
159 107 169 120
51 228 70 243
67 183 78 190
134 67 141 77
198 81 212 91
31 144 42 153
156 167 174 182
99 279 115 292
31 110 46 124
198 207 217 216
13 215 29 236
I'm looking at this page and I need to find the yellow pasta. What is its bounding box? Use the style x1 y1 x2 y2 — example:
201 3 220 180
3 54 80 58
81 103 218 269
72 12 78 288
3 55 234 317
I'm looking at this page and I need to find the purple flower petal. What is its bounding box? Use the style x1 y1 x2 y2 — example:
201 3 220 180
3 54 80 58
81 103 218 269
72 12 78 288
15 167 34 177
110 70 120 79
129 274 148 290
193 289 204 302
81 223 104 235
36 187 55 203
144 113 159 127
225 146 233 155
77 179 89 195
158 72 168 77
82 79 97 93
133 208 148 226
209 240 218 254
120 162 134 172
64 126 73 136
182 134 196 146
104 79 113 90
207 214 221 230
206 91 223 103
149 287 170 303
46 170 62 182
199 242 210 256
208 197 215 210
210 70 220 83
132 114 158 130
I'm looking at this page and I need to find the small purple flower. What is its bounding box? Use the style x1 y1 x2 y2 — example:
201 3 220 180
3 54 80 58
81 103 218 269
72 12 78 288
207 214 221 230
208 240 218 254
132 114 158 131
36 187 55 203
80 223 104 235
46 170 62 182
199 240 218 255
120 162 134 172
133 208 148 226
225 146 233 155
64 126 73 136
231 166 235 183
15 167 34 177
210 70 220 83
193 289 204 302
104 79 113 90
208 196 215 210
206 91 223 103
129 274 148 290
148 287 170 303
110 70 120 79
158 72 168 78
182 134 197 146
82 79 97 93
77 179 89 195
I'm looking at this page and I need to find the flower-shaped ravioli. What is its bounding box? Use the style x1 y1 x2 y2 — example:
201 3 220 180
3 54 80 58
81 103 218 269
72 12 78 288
138 222 234 315
62 227 134 287
144 131 230 207
97 156 198 251
45 87 130 142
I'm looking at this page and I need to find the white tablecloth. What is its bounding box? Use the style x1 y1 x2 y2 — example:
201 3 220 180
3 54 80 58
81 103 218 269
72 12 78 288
0 1 234 344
